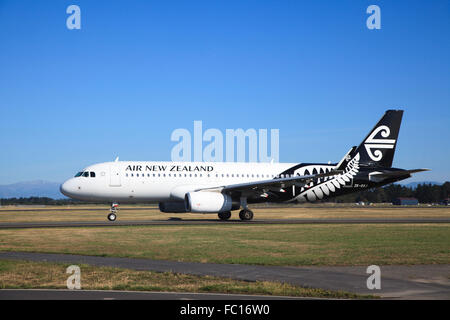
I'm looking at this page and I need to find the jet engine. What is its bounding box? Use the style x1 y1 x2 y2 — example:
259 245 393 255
185 191 237 213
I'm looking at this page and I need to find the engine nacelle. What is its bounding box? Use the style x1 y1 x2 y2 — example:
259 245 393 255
185 191 234 213
159 201 188 213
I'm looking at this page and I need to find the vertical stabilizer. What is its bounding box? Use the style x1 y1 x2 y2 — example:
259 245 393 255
354 110 403 167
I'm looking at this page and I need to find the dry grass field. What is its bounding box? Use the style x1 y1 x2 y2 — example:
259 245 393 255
0 260 366 298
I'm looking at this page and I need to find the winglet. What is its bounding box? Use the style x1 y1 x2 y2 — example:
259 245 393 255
114 156 119 162
335 146 357 170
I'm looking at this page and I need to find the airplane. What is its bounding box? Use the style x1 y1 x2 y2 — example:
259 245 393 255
60 110 429 222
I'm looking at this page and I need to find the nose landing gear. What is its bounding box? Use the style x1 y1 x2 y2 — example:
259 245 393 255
108 203 119 221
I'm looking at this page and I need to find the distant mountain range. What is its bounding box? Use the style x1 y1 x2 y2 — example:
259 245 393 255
0 180 64 199
0 180 445 199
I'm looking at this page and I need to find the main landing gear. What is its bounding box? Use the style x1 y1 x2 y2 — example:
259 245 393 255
217 197 254 221
238 197 253 221
239 209 254 221
218 211 232 221
108 202 119 221
217 210 253 221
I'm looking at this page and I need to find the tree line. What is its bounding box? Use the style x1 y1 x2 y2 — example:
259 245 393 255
0 182 448 205
334 182 449 204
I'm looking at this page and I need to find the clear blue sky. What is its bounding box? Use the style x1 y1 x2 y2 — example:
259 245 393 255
0 0 449 184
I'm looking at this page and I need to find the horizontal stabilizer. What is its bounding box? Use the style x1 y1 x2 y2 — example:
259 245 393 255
369 168 430 182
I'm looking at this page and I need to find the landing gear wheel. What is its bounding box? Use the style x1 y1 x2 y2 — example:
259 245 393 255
108 202 119 222
218 211 232 221
239 209 253 221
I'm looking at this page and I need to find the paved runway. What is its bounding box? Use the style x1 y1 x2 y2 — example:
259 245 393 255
1 252 449 299
1 218 449 229
0 207 158 213
0 289 305 300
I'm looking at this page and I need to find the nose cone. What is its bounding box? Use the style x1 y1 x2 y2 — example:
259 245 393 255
60 179 77 198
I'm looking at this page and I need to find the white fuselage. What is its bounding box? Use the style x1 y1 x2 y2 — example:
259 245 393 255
60 161 305 203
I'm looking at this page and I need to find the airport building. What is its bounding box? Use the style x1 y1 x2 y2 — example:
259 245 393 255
392 197 419 205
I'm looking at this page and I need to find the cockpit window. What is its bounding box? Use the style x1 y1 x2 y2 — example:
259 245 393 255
75 171 96 178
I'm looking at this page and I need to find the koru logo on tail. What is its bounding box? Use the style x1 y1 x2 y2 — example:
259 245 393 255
364 126 396 161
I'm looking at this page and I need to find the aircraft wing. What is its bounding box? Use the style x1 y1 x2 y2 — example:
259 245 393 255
195 170 342 196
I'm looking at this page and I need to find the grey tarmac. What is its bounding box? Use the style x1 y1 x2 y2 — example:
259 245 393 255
0 289 306 300
0 218 449 229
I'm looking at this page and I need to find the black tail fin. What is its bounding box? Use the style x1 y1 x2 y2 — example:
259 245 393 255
354 109 403 168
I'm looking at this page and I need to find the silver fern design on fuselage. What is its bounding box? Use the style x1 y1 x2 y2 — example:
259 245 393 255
296 153 360 202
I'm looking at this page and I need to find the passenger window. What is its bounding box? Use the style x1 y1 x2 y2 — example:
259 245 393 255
90 172 95 178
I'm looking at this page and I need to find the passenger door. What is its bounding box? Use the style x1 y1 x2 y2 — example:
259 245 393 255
109 164 121 187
